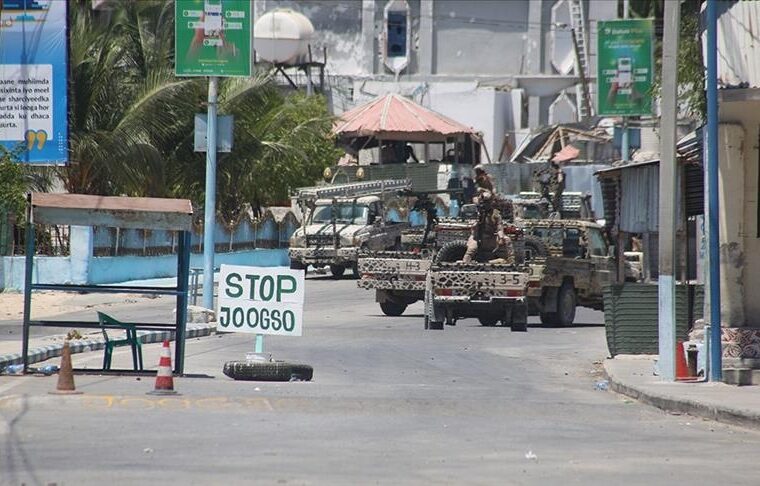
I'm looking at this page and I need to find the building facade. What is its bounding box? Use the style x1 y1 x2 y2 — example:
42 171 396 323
254 0 617 161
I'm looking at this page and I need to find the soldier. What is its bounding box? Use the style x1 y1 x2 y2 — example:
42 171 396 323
473 165 495 194
549 160 566 214
463 191 513 263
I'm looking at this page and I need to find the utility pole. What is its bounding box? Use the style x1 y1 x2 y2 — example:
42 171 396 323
706 0 722 381
658 0 680 381
620 0 630 161
202 77 219 310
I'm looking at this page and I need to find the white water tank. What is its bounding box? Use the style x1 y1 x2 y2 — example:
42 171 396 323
254 9 314 65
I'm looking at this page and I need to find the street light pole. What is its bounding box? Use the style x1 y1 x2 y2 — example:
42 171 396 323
202 76 219 310
658 0 680 381
706 0 722 382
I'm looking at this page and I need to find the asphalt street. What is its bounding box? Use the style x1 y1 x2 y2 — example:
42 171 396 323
2 276 760 485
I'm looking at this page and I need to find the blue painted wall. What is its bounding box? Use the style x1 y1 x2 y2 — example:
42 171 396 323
1 249 289 291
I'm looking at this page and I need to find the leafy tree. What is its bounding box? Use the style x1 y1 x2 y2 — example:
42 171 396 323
0 145 27 218
629 0 705 119
64 0 340 223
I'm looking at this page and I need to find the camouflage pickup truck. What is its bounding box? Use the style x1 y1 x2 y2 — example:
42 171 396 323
424 219 613 330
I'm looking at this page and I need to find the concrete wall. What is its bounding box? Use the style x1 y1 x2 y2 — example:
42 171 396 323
720 100 759 327
0 225 290 291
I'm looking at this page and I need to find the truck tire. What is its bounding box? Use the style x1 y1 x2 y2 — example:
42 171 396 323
478 315 499 327
556 282 577 327
290 260 306 271
510 304 528 332
539 311 558 326
329 264 345 278
435 240 469 263
523 235 549 262
351 261 360 277
223 361 313 382
424 316 444 330
380 301 407 316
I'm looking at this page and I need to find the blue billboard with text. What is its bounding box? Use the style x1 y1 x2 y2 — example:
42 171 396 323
0 0 68 164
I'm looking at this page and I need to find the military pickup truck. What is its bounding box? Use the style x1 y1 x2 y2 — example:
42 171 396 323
424 219 613 330
288 179 412 278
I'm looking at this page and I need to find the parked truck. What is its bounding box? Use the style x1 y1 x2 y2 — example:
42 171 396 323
424 218 613 330
288 179 412 278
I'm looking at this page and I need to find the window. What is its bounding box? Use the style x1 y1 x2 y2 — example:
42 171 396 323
386 12 407 58
311 204 369 225
587 228 608 257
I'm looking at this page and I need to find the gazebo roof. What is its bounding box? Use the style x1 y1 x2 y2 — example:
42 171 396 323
333 93 479 142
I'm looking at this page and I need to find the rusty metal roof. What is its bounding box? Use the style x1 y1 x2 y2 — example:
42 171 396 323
713 1 760 89
333 94 479 142
30 193 193 231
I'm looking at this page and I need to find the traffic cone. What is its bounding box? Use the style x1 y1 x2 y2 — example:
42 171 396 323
147 340 179 395
675 340 698 382
49 342 82 395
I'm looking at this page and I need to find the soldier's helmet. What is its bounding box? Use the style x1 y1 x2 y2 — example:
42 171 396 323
474 164 486 174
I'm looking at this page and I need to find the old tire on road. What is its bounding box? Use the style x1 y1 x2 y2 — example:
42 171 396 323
380 301 407 316
555 282 577 327
223 361 313 382
329 264 345 278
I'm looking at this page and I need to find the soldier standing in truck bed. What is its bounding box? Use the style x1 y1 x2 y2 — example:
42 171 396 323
474 165 495 195
533 161 566 214
463 191 513 263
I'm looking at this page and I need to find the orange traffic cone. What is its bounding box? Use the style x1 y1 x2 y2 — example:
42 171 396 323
50 342 82 395
675 340 698 382
147 340 179 395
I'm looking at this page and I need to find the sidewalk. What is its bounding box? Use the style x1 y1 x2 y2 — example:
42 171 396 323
604 355 760 430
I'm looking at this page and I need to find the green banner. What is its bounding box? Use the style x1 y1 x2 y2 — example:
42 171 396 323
175 0 251 77
597 19 654 116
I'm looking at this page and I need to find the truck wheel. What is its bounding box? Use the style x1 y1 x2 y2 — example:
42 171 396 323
351 261 360 278
510 305 528 332
539 312 558 326
478 316 499 327
380 301 407 316
435 240 469 263
289 260 306 271
329 264 345 278
556 282 577 327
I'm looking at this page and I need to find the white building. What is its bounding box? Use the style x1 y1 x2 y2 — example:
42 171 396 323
254 0 618 162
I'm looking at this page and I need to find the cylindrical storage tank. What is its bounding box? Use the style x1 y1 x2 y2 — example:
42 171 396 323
254 9 314 65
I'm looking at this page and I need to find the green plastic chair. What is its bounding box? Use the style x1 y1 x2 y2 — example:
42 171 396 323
97 312 143 371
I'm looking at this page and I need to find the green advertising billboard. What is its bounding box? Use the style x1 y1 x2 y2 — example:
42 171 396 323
597 19 654 116
175 0 251 77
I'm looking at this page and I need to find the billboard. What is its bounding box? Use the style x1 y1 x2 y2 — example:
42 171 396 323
0 0 69 165
175 0 251 77
597 19 654 117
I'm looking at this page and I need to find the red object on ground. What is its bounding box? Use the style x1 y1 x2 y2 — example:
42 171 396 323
147 340 179 395
675 340 698 381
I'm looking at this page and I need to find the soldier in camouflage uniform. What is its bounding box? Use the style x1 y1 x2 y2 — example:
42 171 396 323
463 191 513 263
533 161 566 215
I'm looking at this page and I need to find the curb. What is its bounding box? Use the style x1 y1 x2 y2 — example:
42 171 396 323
604 364 760 431
0 323 217 370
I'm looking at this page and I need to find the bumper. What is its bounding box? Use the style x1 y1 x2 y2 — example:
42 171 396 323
289 247 358 266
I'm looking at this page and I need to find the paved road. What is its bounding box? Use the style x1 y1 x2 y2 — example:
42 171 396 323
2 276 760 485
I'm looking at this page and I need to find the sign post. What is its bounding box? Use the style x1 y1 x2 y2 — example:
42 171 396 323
175 0 251 310
597 18 653 161
217 265 306 359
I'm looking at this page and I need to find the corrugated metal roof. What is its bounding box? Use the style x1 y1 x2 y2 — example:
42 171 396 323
333 94 478 142
712 1 760 88
30 193 193 231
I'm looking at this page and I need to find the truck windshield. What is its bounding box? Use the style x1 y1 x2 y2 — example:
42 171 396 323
527 227 564 248
311 204 369 225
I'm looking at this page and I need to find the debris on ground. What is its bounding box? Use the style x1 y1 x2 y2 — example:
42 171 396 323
594 380 609 391
525 450 538 461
